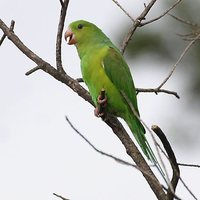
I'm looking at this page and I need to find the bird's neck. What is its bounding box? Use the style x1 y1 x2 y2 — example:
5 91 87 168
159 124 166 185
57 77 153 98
75 42 103 59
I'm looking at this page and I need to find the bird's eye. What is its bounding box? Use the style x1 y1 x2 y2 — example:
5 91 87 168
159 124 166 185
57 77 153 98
77 24 83 29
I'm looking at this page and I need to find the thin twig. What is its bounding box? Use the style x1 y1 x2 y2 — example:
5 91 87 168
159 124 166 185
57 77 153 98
157 32 200 90
169 13 199 27
65 115 166 183
121 0 157 54
178 163 200 168
25 66 41 76
56 0 69 72
59 0 64 7
140 0 182 26
53 193 70 200
136 87 180 99
0 20 15 46
65 115 138 168
111 0 135 22
179 177 198 200
75 82 180 98
152 125 180 200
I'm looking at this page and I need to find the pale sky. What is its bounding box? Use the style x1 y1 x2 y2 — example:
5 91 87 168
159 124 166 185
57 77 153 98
0 0 200 200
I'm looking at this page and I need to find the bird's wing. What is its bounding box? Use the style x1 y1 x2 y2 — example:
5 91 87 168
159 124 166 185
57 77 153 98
103 46 139 114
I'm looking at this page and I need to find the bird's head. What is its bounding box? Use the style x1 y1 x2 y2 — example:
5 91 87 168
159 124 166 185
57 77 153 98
65 20 110 47
65 20 95 45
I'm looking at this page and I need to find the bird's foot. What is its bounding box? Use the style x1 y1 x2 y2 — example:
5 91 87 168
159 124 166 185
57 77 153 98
94 89 107 119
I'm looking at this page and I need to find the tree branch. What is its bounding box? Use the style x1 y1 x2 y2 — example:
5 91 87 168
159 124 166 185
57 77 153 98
140 0 182 26
111 0 134 22
65 115 138 168
179 176 198 200
56 0 69 72
136 87 180 99
157 32 200 90
104 115 167 199
120 0 182 54
25 66 41 76
0 20 15 46
152 125 180 200
178 163 200 168
53 193 70 200
75 78 180 98
169 13 199 27
120 0 157 54
65 115 172 190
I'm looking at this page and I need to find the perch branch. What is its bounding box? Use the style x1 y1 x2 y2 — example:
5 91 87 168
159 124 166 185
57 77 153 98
0 19 167 200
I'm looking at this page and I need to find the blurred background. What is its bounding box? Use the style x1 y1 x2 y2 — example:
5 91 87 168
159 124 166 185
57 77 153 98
0 0 199 200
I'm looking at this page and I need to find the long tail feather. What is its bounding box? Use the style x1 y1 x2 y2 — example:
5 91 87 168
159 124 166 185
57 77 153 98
125 114 165 177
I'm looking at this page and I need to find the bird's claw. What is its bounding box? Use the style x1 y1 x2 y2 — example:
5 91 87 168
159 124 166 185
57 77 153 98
97 95 107 106
94 90 107 118
94 107 105 117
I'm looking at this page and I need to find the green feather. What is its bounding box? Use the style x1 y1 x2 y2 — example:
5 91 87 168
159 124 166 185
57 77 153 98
68 20 164 174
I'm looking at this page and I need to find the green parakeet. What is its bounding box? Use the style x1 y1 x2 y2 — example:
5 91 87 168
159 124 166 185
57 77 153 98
65 20 157 164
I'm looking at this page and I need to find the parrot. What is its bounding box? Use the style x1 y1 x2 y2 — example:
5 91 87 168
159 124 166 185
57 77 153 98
64 20 159 166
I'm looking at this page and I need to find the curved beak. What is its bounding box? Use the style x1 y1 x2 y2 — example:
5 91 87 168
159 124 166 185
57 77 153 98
64 27 76 45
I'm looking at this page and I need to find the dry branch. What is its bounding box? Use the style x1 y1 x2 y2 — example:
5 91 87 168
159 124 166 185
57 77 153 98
76 78 180 98
120 0 157 54
0 20 15 46
152 125 180 200
65 115 139 168
169 13 199 27
140 0 182 26
178 163 200 168
53 193 70 200
111 0 134 22
157 32 200 90
136 88 180 99
56 0 69 72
